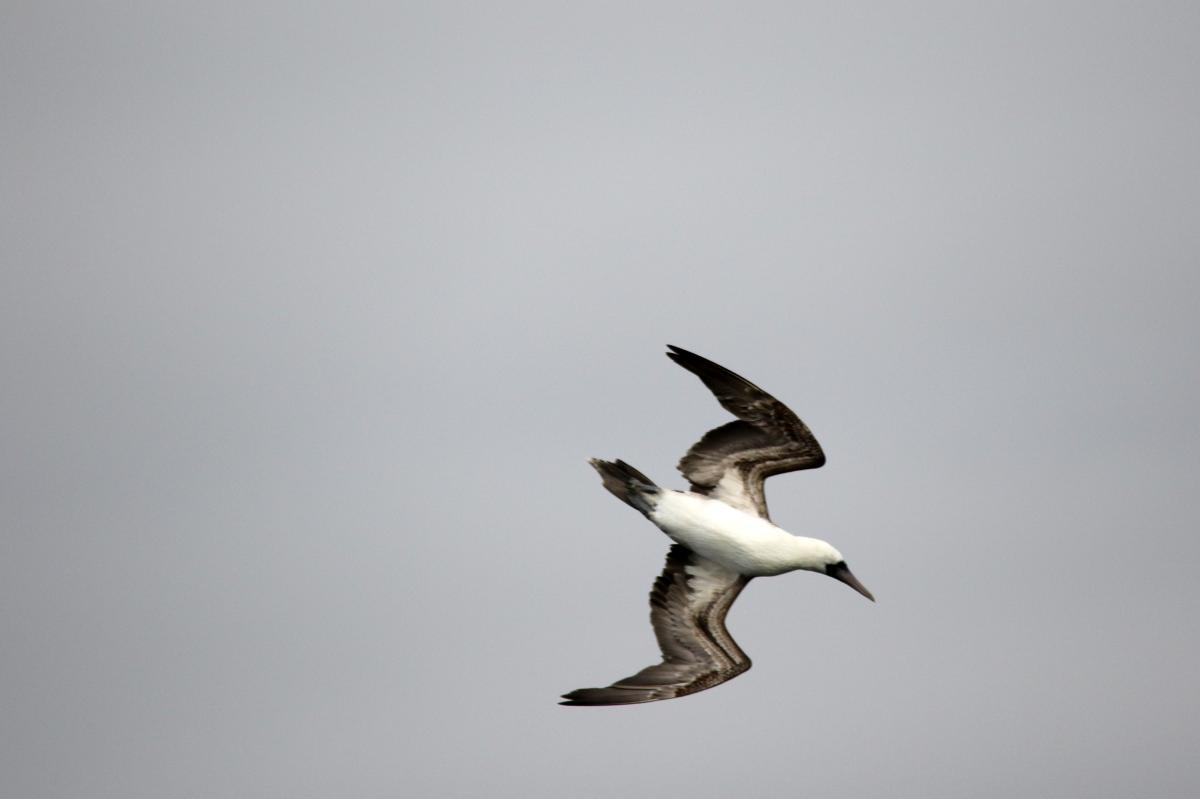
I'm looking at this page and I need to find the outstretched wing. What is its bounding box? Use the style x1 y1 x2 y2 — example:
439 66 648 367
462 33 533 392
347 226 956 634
667 345 825 519
560 545 752 706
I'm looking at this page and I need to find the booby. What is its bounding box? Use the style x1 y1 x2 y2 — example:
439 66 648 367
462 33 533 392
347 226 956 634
560 345 873 706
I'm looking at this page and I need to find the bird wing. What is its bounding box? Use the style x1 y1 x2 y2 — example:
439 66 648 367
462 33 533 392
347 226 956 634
560 545 752 706
667 345 825 519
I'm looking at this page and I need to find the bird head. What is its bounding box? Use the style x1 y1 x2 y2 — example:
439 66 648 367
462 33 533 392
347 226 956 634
787 538 875 601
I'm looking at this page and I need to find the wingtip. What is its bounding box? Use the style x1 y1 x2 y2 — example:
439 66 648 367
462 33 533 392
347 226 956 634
665 344 701 368
557 688 657 707
558 689 590 707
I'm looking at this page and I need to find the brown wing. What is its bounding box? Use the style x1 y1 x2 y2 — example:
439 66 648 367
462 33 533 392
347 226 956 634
667 345 825 519
560 545 752 706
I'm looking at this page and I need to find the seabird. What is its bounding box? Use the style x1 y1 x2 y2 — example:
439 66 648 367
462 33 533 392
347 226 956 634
560 345 874 706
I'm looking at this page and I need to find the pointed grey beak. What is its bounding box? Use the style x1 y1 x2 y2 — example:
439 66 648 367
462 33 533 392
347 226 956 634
827 561 875 602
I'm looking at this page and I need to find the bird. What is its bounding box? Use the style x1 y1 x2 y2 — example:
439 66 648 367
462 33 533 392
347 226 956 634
560 345 873 706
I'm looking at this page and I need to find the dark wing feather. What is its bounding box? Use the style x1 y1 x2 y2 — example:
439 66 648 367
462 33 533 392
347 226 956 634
560 545 752 706
667 345 824 518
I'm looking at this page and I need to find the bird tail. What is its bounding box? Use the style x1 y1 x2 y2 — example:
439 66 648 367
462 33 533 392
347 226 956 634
588 459 661 515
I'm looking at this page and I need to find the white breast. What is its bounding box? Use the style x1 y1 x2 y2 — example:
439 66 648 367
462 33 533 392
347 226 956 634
648 491 827 576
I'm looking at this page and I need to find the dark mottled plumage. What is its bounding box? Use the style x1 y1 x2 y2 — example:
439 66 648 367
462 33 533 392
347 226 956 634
560 545 750 706
668 345 825 519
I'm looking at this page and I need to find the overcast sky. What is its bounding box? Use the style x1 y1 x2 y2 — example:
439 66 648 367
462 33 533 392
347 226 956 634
3 3 1199 797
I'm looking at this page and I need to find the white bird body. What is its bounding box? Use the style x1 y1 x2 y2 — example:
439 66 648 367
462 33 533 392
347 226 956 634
649 490 842 577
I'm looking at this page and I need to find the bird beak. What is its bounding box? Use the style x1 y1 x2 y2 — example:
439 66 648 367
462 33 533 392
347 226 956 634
828 561 875 602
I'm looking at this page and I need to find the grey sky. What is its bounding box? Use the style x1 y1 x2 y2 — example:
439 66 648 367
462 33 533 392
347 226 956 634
3 2 1198 797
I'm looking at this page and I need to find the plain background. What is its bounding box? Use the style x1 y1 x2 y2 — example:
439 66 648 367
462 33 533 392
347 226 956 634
3 3 1198 797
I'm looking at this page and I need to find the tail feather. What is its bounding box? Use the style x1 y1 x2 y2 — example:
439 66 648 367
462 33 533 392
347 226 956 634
588 459 660 514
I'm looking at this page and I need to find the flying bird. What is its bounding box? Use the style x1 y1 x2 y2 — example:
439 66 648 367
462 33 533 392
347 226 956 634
561 345 873 706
